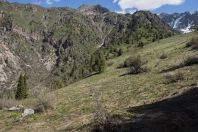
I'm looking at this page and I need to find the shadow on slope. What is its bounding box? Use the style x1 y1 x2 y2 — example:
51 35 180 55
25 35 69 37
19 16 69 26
86 86 198 132
121 86 198 132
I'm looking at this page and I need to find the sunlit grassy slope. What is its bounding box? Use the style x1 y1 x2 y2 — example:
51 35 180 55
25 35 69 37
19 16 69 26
0 32 198 131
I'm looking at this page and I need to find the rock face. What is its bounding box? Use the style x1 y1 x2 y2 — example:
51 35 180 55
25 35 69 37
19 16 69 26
0 41 21 91
78 4 109 15
0 1 175 94
159 11 198 33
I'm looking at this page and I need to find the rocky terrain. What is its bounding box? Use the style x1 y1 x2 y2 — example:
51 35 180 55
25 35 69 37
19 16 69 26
159 11 198 33
0 1 174 94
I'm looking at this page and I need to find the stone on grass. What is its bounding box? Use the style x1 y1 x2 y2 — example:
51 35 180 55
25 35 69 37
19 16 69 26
22 109 34 118
8 107 20 111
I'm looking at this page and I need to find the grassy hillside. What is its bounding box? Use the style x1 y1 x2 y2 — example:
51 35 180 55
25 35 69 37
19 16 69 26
0 32 198 131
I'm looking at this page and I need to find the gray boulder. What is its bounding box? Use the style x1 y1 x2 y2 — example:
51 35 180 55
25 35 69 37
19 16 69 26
8 107 20 111
22 109 34 118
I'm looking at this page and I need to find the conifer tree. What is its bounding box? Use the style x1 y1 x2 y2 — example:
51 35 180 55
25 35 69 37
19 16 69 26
15 74 28 100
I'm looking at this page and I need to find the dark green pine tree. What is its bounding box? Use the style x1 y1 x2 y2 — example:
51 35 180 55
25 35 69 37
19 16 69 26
15 74 24 100
15 74 28 100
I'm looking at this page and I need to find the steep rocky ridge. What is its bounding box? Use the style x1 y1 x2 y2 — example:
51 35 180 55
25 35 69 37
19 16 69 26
0 1 175 94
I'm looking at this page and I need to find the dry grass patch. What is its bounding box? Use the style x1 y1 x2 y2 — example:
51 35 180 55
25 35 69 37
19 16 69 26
186 37 198 50
0 99 17 110
164 72 184 84
33 94 56 113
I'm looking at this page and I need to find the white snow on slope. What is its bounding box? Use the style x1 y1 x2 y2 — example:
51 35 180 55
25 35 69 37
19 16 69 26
173 16 184 29
180 23 194 33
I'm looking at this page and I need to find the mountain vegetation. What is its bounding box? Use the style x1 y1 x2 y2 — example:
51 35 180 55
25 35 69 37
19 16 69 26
186 37 198 50
0 1 198 132
91 51 106 73
0 1 174 95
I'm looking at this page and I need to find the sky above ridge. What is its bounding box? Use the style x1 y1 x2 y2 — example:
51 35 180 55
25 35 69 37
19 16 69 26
7 0 198 14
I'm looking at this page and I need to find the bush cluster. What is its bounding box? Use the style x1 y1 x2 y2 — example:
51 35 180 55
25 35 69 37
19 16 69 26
128 56 147 74
33 94 55 113
186 37 198 50
161 55 198 73
183 56 198 66
106 47 123 59
51 80 64 89
118 56 147 74
91 51 106 73
164 72 184 83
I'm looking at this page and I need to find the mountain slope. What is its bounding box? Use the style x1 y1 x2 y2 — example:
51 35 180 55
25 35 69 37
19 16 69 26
160 11 198 33
0 31 197 131
0 1 175 93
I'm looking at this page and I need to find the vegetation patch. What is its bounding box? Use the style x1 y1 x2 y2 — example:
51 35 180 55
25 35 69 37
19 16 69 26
161 55 198 72
91 51 107 73
186 37 198 50
51 80 64 90
15 74 28 100
183 56 198 66
118 56 148 74
159 53 168 59
33 94 55 113
0 99 17 110
164 72 184 84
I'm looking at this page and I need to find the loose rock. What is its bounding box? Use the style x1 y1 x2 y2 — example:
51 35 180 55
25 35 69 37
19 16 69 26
8 107 20 111
22 109 34 118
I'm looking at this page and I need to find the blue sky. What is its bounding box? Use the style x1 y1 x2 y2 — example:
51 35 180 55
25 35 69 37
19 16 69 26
8 0 198 14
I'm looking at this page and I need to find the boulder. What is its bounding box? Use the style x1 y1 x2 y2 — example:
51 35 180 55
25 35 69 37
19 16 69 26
22 109 34 117
8 107 20 111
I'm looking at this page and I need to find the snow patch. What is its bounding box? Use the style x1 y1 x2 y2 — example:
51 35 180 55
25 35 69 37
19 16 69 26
173 15 184 29
180 23 194 33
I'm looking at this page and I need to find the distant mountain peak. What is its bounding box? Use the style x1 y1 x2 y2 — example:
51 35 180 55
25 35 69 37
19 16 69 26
78 4 109 15
160 11 198 33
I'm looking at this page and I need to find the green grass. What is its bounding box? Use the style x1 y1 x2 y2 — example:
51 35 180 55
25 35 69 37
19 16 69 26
0 32 197 131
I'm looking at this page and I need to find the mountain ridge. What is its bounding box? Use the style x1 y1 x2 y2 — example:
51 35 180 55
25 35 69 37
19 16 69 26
0 1 174 94
159 11 198 33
